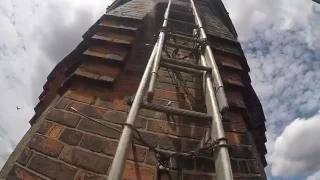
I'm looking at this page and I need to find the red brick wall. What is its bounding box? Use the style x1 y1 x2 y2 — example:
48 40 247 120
0 0 267 179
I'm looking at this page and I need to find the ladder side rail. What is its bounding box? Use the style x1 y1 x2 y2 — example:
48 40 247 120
147 0 173 102
190 0 229 113
107 42 159 180
200 55 233 180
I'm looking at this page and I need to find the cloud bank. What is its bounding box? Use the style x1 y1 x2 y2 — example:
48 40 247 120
222 0 320 179
270 112 320 176
0 0 111 168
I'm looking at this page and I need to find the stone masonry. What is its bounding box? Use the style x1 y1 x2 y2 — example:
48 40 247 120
0 0 267 179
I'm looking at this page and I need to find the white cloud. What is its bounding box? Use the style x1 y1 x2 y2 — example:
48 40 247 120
222 0 320 179
0 0 112 168
307 170 320 180
270 112 320 176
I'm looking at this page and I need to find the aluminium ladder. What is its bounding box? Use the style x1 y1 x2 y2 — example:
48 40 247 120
107 0 233 179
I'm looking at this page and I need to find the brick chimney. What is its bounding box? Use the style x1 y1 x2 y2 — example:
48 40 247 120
0 0 267 179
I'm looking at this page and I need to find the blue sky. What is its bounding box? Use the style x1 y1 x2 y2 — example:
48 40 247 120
0 0 319 179
223 0 320 179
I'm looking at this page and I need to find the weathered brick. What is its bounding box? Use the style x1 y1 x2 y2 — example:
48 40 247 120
158 76 177 84
238 160 249 173
79 134 146 161
231 159 240 173
74 68 100 80
229 146 254 159
65 90 94 103
223 122 247 133
138 109 161 119
222 111 244 123
180 116 210 127
145 151 157 166
59 128 83 145
60 147 111 174
133 131 159 147
247 160 261 174
185 82 202 90
183 173 215 180
117 74 141 85
7 164 44 180
226 132 250 145
157 171 181 180
17 148 34 166
80 134 113 154
36 121 52 135
28 134 64 157
98 75 116 82
103 110 147 129
181 139 199 153
122 163 155 180
226 90 246 109
147 120 170 134
215 54 242 70
221 70 244 87
101 91 127 103
159 113 183 123
154 89 182 101
55 98 69 109
113 80 139 93
195 157 215 172
171 155 195 170
67 102 106 119
77 118 121 139
46 109 81 127
159 136 181 152
127 144 147 162
80 61 121 77
47 124 63 139
75 171 107 180
155 82 179 91
95 98 129 112
158 70 194 82
28 153 76 180
147 120 205 139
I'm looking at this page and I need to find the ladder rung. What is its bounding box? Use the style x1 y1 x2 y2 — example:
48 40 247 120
169 9 193 17
169 9 194 23
160 62 204 75
165 42 194 51
162 56 211 71
167 32 203 44
169 30 193 38
141 102 212 119
167 18 198 28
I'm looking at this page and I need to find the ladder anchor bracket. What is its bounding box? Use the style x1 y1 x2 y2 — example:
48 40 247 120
211 137 229 150
200 40 210 51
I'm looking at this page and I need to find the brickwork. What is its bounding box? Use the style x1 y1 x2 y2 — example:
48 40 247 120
1 0 267 179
